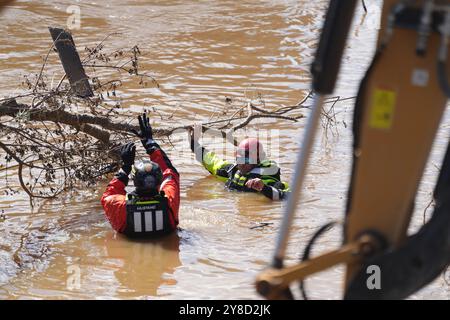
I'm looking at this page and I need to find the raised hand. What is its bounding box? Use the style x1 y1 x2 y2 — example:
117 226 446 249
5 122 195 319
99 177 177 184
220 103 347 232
131 113 153 141
120 142 136 173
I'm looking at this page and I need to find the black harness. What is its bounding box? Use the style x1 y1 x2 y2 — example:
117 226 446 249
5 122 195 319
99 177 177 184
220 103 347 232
124 193 172 238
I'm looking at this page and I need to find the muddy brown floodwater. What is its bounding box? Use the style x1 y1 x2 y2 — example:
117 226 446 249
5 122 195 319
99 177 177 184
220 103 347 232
0 0 449 300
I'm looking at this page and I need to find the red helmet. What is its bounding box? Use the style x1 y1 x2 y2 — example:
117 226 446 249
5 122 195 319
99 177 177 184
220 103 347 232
236 138 266 164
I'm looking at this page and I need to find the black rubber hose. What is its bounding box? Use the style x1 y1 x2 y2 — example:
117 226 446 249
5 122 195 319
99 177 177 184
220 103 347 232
299 221 337 300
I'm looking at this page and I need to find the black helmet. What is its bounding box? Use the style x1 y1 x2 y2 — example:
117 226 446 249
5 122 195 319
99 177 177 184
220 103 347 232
131 160 163 197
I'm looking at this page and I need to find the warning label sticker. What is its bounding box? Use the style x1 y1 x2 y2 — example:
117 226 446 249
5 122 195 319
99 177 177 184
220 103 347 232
369 89 397 129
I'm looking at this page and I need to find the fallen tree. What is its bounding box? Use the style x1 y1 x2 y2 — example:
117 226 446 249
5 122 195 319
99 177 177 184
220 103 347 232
0 30 352 202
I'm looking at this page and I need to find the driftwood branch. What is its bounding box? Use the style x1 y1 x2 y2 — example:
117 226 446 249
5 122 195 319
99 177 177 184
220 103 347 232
1 99 111 144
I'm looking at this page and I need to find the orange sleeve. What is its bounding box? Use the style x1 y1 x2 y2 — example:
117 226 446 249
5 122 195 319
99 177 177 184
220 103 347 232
150 149 180 228
101 177 127 233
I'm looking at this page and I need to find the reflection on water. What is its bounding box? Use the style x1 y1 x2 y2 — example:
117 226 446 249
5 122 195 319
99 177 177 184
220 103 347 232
102 232 181 298
0 0 448 299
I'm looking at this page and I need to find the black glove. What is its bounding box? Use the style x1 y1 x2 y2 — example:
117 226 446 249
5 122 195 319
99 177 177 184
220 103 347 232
120 142 136 174
115 142 135 185
131 113 159 154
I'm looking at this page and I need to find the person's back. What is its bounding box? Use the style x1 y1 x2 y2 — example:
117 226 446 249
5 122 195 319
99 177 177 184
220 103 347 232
101 114 180 237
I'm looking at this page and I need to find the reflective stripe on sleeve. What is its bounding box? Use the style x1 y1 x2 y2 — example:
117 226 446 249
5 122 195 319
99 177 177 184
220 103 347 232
271 187 280 200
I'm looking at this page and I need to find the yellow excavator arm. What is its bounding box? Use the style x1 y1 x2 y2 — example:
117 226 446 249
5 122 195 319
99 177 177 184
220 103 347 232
256 0 450 300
